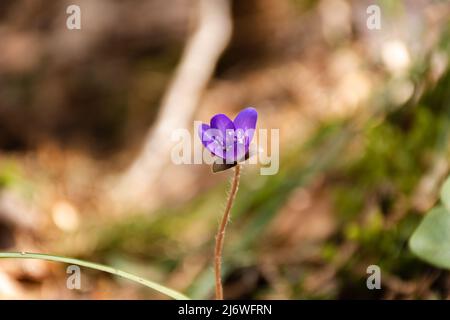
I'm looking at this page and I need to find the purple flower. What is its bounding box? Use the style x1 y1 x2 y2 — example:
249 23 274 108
199 107 258 165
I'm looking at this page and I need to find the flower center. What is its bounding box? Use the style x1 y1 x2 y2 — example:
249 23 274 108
210 130 247 155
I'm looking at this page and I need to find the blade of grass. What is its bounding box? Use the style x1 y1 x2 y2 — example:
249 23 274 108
0 252 190 300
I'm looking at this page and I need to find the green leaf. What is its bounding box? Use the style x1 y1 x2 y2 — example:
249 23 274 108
409 206 450 269
0 252 190 300
441 175 450 211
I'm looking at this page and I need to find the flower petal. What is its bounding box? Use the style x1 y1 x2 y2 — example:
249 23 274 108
233 107 258 132
233 134 248 161
206 139 226 159
210 113 235 135
198 123 213 148
210 114 235 161
198 123 228 159
233 107 257 156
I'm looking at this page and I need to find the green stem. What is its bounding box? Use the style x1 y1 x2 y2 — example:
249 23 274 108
0 252 190 300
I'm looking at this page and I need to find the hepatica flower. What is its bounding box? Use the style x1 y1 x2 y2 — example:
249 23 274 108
199 107 257 171
198 107 257 300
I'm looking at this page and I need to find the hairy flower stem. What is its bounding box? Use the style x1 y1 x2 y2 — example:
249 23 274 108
214 164 241 300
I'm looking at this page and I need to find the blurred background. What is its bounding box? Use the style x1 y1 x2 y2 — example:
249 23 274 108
0 0 450 299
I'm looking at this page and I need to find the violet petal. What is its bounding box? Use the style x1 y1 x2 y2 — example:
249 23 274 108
234 107 257 132
198 123 213 148
233 107 257 160
210 114 235 160
210 113 235 135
